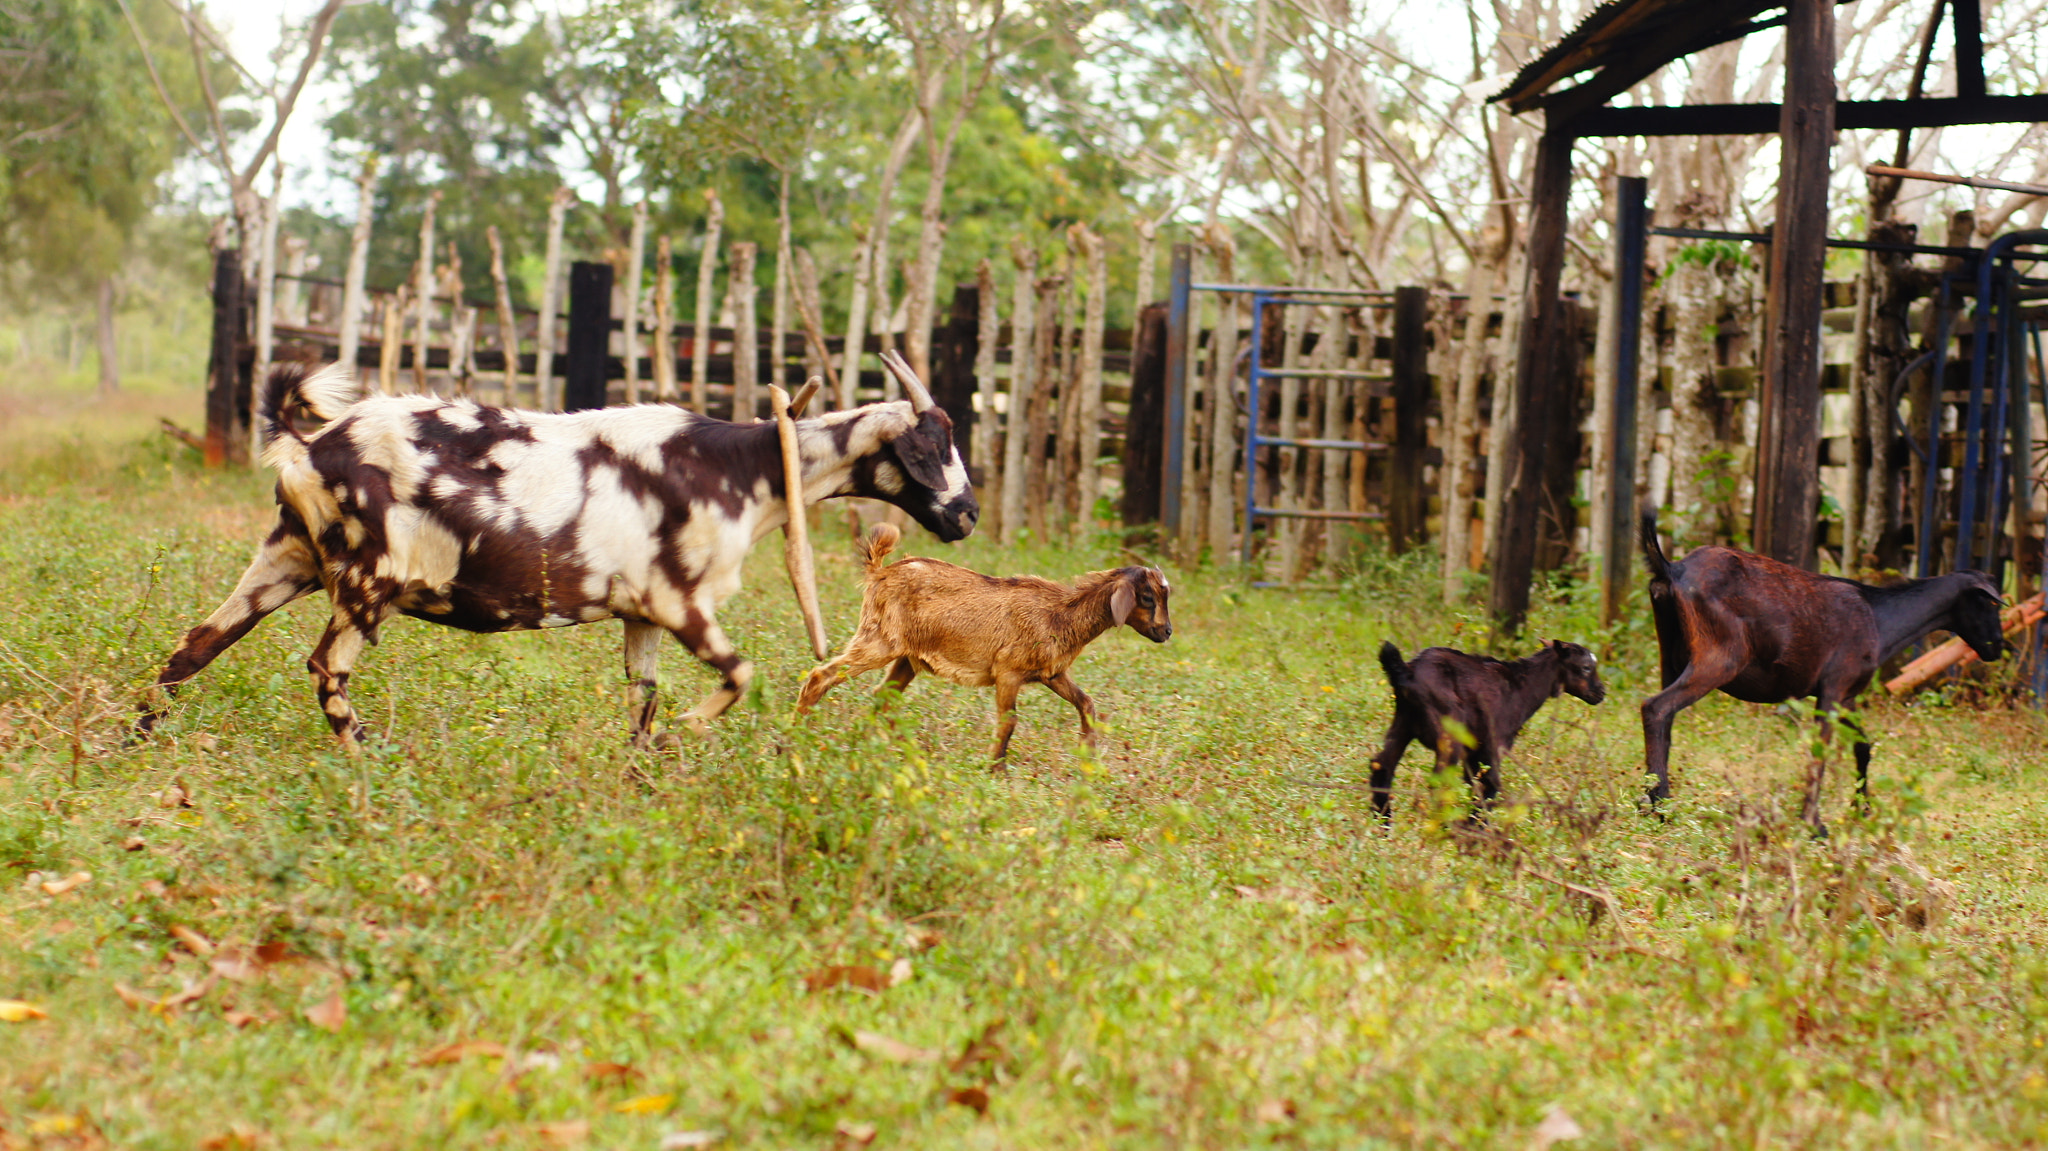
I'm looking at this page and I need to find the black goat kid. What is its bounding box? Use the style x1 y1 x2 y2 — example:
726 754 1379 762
1368 640 1606 820
1640 508 2005 832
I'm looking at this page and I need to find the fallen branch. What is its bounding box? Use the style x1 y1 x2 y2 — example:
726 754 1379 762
159 419 205 453
1885 592 2045 695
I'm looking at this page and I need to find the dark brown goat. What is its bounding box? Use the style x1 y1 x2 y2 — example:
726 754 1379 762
1640 508 2005 831
796 523 1173 764
1368 640 1606 820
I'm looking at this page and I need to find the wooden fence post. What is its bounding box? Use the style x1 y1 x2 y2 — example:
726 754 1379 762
1161 243 1192 548
1123 301 1169 526
337 155 378 373
205 248 243 467
1388 285 1430 553
1601 175 1648 625
935 282 980 464
565 260 613 412
535 187 570 409
1002 242 1039 543
729 241 758 421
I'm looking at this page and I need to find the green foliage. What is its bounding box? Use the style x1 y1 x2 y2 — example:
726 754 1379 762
1655 239 1755 289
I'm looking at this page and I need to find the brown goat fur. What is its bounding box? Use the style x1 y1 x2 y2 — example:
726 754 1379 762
796 523 1173 764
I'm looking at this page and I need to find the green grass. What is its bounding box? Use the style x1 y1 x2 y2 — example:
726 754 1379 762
5 382 2048 1149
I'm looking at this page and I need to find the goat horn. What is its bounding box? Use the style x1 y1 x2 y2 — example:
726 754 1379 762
789 376 822 418
770 384 830 659
880 349 936 413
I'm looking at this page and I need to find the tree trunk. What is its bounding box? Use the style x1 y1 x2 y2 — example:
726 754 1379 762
623 200 647 403
252 182 280 459
338 154 378 374
1051 244 1078 526
972 257 1002 521
772 169 792 392
1026 273 1060 540
692 189 723 415
652 234 676 401
413 190 440 394
1001 242 1038 542
843 109 925 404
1134 218 1159 313
1857 220 1926 569
487 225 519 404
95 274 119 396
1443 246 1499 600
1482 242 1529 563
441 244 469 397
379 284 407 395
536 187 570 409
729 241 758 422
1665 257 1723 548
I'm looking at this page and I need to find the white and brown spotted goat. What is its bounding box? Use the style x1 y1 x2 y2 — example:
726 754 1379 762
135 359 978 745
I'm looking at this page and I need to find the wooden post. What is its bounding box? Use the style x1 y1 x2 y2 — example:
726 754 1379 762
378 285 406 395
1123 302 1169 526
565 260 613 412
936 282 980 463
338 155 378 373
729 242 759 422
1077 227 1108 525
790 247 839 402
1026 272 1060 539
487 225 519 403
1488 129 1574 633
1161 244 1192 546
205 248 243 467
1536 298 1587 572
1002 241 1039 543
532 189 570 408
623 200 647 404
413 190 440 394
1387 286 1429 553
442 242 471 396
1052 242 1078 524
652 234 676 401
1752 0 1836 570
692 189 723 415
1602 176 1648 625
1203 240 1239 557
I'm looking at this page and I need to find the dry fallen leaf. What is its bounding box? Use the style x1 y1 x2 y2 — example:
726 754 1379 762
303 987 346 1033
41 871 91 897
158 780 193 808
0 999 48 1022
614 1093 675 1115
123 836 146 852
887 957 913 988
198 1125 263 1150
1532 1104 1584 1148
1255 1098 1297 1123
950 1020 1008 1073
947 1086 990 1116
533 1119 590 1146
169 924 216 957
804 965 889 994
253 940 299 966
222 1007 264 1029
844 1029 940 1064
416 1040 509 1065
582 1061 642 1086
113 983 154 1010
209 949 262 983
160 975 216 1011
659 1132 722 1149
834 1119 878 1146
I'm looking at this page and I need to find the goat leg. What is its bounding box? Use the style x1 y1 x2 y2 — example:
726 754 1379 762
307 608 384 746
880 657 918 698
989 676 1024 768
1366 723 1413 820
623 620 664 747
670 610 753 732
1045 671 1098 751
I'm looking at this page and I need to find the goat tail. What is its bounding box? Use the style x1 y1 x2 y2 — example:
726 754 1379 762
1377 640 1410 691
1638 504 1671 582
857 521 902 576
258 361 359 470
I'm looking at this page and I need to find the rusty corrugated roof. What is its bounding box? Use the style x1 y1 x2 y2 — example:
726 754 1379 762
1492 0 1787 116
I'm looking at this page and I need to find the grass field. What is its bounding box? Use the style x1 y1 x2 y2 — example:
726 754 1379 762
4 377 2048 1149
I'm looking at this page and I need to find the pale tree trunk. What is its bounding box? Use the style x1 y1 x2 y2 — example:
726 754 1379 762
95 275 119 396
534 188 570 409
1664 257 1722 547
904 45 999 385
486 225 518 403
1587 268 1619 586
1204 234 1239 557
972 257 1001 524
843 109 925 404
1051 243 1077 525
413 190 440 393
872 246 898 398
1443 239 1501 600
1077 228 1108 525
337 154 379 376
1001 241 1038 543
1026 271 1059 539
792 247 836 399
729 241 758 421
1275 271 1308 579
692 189 723 414
1482 243 1528 563
441 244 469 397
623 200 647 403
251 174 280 460
1316 240 1353 563
280 236 308 326
1134 218 1160 312
653 234 676 401
772 169 792 391
379 283 407 395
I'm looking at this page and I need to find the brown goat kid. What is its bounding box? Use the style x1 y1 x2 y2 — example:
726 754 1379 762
796 524 1173 764
1368 640 1606 821
1640 508 2005 833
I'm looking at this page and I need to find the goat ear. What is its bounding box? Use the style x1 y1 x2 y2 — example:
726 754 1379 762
893 413 950 489
1111 581 1136 626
